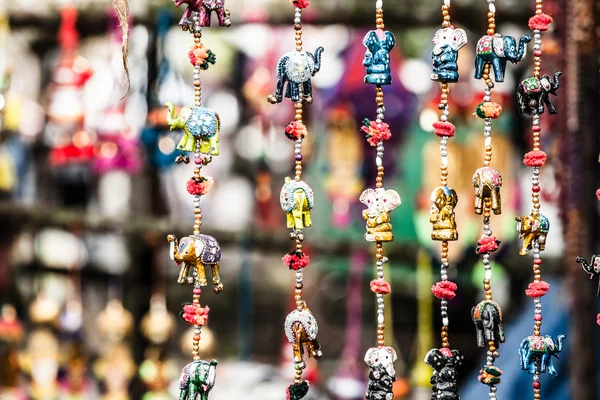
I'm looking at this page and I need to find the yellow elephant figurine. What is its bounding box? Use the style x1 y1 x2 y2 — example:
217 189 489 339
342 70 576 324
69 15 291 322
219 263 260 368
359 187 401 242
429 186 459 241
280 177 314 231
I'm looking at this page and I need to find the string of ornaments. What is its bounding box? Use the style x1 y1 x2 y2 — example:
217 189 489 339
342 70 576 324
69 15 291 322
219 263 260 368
358 2 402 400
268 1 323 399
516 2 566 398
164 1 231 399
424 1 466 398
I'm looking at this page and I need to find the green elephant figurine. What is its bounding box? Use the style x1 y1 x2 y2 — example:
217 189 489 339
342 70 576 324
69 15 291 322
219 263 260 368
165 102 220 163
178 359 218 400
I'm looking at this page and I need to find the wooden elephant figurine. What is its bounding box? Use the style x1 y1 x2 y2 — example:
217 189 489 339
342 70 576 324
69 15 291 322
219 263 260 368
519 335 565 376
168 234 224 293
430 26 467 83
517 71 562 115
429 186 458 241
267 48 324 104
472 167 502 215
472 300 505 348
178 359 218 400
474 33 531 83
515 213 550 256
284 303 322 368
280 178 314 231
359 187 401 242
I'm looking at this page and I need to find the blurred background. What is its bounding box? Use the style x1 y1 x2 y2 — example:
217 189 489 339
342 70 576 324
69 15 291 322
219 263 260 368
0 0 597 399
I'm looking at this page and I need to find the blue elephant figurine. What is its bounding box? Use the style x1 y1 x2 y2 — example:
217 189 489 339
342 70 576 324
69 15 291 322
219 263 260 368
179 359 218 400
431 27 467 83
519 334 565 376
475 33 531 82
363 29 396 85
267 48 324 104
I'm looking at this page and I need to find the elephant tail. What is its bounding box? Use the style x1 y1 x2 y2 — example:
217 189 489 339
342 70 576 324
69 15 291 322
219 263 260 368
312 46 324 74
552 71 562 92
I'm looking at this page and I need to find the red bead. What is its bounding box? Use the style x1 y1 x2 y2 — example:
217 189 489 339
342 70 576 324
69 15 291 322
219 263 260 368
534 259 543 265
532 126 541 132
193 334 201 341
533 50 542 57
534 314 542 321
533 381 541 389
532 185 541 192
193 288 202 295
195 158 202 165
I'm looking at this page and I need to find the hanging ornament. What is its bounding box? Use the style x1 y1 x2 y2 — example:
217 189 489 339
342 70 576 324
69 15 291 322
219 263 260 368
515 1 566 396
424 1 466 398
166 1 231 399
267 1 323 398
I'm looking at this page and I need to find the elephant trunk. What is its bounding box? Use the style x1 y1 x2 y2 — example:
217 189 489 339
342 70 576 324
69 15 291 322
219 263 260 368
556 334 565 353
576 257 591 273
551 71 562 93
515 35 531 61
312 47 324 74
169 236 178 261
165 101 177 128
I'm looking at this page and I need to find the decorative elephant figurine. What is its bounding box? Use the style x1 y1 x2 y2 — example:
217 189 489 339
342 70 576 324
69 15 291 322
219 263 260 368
284 303 322 368
424 347 463 400
168 234 224 293
280 178 314 231
359 187 401 243
474 33 531 82
429 186 458 241
519 334 565 376
515 213 550 255
173 0 231 29
178 359 217 400
430 27 468 83
364 346 397 400
517 71 562 115
165 102 220 163
472 167 502 215
267 47 324 104
472 300 505 348
363 29 396 85
576 255 600 296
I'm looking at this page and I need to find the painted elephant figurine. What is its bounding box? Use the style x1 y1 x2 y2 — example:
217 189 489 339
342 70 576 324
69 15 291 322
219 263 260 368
173 0 231 29
515 213 550 255
284 303 322 368
472 300 505 348
472 167 502 215
359 187 401 243
168 234 224 293
424 347 463 400
363 29 396 85
519 334 565 376
165 102 220 163
474 33 531 82
178 359 217 400
430 27 468 83
267 47 324 104
517 71 562 115
280 178 314 231
576 255 600 296
429 186 458 241
364 346 397 400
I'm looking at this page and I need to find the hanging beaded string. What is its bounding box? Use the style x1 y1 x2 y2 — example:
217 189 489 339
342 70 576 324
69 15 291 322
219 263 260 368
516 2 565 398
358 2 402 400
424 1 466 398
267 1 323 399
166 2 230 398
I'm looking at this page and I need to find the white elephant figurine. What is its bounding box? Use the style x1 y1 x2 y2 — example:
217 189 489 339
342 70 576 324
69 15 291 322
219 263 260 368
364 346 397 400
359 188 401 242
431 27 467 83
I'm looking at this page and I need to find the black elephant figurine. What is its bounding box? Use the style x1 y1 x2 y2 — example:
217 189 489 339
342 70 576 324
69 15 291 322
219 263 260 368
424 348 463 400
267 47 324 104
364 346 397 400
576 255 600 296
474 33 531 83
472 300 505 348
517 71 562 115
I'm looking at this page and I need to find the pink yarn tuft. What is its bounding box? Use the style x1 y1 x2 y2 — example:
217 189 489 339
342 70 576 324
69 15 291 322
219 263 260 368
370 279 391 295
525 281 551 298
181 303 210 326
285 121 307 141
433 121 456 138
596 189 600 201
431 281 457 300
476 236 501 254
282 252 310 270
291 0 310 8
529 13 553 31
597 314 600 326
523 150 547 167
187 177 214 196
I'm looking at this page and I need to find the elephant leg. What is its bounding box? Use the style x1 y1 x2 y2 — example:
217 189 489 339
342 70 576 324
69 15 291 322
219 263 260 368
303 80 313 104
211 264 224 293
196 262 208 286
216 9 224 26
209 135 219 156
492 58 505 82
492 188 501 215
178 262 190 285
474 57 485 79
302 211 312 229
548 359 558 376
179 384 188 400
188 383 198 400
520 237 530 255
293 210 304 230
275 76 286 101
289 82 300 102
311 338 322 358
545 95 557 114
474 194 483 214
519 348 526 370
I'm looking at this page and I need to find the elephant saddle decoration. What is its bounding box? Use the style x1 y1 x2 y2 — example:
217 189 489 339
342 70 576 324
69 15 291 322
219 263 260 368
363 29 396 85
165 102 220 163
267 47 324 104
517 71 562 115
280 178 314 231
472 167 502 215
178 359 218 400
474 33 531 83
430 27 467 83
576 255 600 296
424 348 463 400
364 346 397 400
519 334 565 376
168 234 224 294
284 303 322 369
359 188 401 243
173 0 231 29
429 186 458 241
472 300 505 348
515 213 549 256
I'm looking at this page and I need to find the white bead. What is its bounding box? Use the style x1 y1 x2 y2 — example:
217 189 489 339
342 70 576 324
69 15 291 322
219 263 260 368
376 0 383 8
485 137 492 147
442 156 449 167
376 157 383 167
488 3 496 13
444 0 451 5
377 314 385 324
294 18 301 24
442 317 449 326
485 270 492 280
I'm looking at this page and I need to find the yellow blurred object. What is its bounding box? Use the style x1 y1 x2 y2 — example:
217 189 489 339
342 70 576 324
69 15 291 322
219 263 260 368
0 150 15 192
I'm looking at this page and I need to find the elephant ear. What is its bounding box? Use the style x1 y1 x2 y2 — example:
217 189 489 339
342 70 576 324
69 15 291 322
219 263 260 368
364 347 379 367
532 218 541 232
383 190 401 212
194 238 205 258
450 28 467 51
424 348 443 369
384 31 397 49
451 350 464 368
359 188 375 206
387 346 398 362
362 31 378 51
449 188 458 207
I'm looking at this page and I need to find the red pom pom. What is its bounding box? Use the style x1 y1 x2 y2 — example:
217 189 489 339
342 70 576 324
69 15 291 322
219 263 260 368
187 177 214 196
361 119 392 146
282 251 310 270
596 189 600 201
529 13 553 31
370 279 391 295
181 303 210 326
431 281 457 300
476 236 501 254
597 313 600 326
432 121 456 138
523 150 547 167
291 0 310 8
525 281 551 298
285 121 307 141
